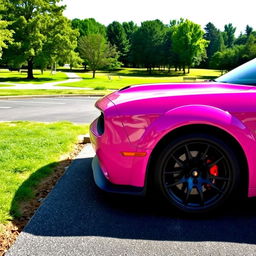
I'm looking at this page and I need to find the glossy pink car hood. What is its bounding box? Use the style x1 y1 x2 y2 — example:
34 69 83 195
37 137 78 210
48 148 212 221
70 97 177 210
107 82 253 108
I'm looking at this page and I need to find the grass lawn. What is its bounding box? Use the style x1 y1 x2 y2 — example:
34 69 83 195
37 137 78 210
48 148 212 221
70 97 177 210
56 68 222 90
0 89 109 96
0 121 88 224
0 84 14 87
0 69 68 84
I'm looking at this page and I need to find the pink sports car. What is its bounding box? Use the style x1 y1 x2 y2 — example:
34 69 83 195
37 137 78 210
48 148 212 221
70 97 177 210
90 58 256 213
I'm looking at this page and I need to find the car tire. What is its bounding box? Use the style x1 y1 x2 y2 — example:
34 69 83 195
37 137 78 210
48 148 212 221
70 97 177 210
154 133 241 214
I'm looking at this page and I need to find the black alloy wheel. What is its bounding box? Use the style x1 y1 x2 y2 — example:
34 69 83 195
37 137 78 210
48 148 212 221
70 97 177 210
154 133 241 213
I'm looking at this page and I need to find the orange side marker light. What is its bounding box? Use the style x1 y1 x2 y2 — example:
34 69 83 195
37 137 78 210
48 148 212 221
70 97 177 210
121 152 147 157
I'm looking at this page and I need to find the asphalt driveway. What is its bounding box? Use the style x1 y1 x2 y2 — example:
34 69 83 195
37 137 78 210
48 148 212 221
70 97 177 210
0 97 100 123
7 144 256 256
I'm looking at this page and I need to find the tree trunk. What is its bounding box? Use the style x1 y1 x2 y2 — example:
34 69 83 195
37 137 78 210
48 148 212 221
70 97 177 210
27 58 34 79
183 66 186 74
51 62 56 74
188 67 190 73
92 70 96 78
41 68 44 75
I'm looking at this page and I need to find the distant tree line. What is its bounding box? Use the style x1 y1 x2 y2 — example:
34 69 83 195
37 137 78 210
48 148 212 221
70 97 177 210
73 18 209 75
204 23 256 72
0 0 256 78
73 18 256 76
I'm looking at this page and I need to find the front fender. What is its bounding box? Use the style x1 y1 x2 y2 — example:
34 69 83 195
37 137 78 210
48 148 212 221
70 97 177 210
137 105 256 196
138 105 254 149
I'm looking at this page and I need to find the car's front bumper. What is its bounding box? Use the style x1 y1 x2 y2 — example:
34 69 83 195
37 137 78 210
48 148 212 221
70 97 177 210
92 156 145 195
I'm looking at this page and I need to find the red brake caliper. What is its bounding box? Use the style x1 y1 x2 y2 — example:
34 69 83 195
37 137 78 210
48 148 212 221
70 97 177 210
208 159 219 177
206 160 219 188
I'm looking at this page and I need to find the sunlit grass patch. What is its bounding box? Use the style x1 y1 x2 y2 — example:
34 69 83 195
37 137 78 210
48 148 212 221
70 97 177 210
56 68 221 89
0 121 88 224
0 69 68 84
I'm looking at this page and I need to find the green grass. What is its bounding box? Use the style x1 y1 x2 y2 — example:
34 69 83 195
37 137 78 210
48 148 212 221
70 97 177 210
0 84 14 87
0 121 88 224
0 69 68 84
0 89 109 96
56 68 221 89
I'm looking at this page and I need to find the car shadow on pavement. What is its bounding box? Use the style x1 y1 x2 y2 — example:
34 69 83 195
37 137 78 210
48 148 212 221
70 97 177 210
12 157 256 245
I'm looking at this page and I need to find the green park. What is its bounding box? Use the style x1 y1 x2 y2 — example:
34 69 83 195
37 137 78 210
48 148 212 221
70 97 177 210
0 0 256 253
0 2 256 96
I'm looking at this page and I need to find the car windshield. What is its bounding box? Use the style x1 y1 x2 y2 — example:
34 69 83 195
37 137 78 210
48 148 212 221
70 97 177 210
215 58 256 85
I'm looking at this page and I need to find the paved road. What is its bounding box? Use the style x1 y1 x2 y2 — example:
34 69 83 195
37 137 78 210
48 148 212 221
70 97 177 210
7 145 256 256
0 97 100 123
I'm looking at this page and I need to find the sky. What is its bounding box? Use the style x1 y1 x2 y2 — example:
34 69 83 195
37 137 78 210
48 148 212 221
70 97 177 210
62 0 256 36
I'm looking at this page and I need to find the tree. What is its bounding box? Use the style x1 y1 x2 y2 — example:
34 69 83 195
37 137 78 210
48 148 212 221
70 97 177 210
242 34 256 61
35 15 80 74
71 18 106 38
235 32 247 45
107 21 129 65
163 23 180 71
66 51 82 70
78 34 120 78
0 20 13 59
3 0 75 79
71 18 106 71
122 21 138 42
246 25 253 38
131 20 166 73
172 19 208 73
211 45 244 72
223 23 236 48
0 0 13 59
122 21 138 66
204 22 224 67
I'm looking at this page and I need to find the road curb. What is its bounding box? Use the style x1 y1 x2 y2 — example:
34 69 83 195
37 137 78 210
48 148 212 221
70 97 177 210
0 94 105 100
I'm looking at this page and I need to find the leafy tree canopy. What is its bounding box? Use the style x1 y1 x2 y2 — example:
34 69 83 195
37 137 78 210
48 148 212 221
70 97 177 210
131 19 167 73
3 0 77 79
0 0 13 59
35 15 80 73
78 34 120 78
122 21 138 42
0 20 13 59
204 22 224 66
243 34 256 61
172 19 208 73
71 18 106 37
223 23 236 48
246 25 253 38
210 45 243 72
107 21 129 64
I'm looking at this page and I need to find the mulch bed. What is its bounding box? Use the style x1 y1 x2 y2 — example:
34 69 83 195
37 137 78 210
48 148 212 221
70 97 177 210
0 143 86 256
